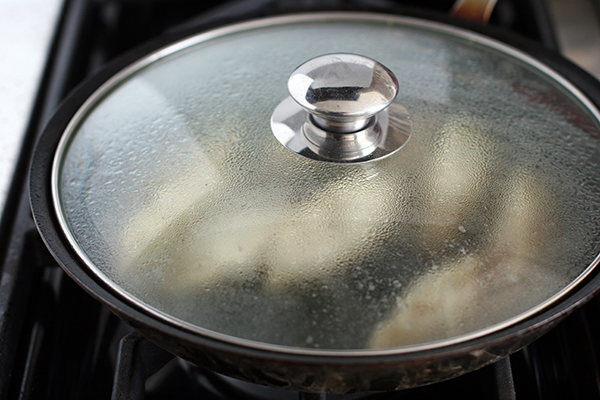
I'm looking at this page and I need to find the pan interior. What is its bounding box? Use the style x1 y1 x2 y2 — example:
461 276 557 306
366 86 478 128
54 15 600 352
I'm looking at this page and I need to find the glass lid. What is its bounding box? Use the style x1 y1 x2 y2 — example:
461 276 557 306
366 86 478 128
53 13 600 353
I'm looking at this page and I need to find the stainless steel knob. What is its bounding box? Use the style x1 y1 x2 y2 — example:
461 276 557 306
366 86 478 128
288 54 399 133
271 53 412 163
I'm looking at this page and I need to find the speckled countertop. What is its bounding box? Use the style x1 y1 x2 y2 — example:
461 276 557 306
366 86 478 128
0 0 62 212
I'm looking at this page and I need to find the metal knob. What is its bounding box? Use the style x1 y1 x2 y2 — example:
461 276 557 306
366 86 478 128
288 54 399 133
271 53 412 163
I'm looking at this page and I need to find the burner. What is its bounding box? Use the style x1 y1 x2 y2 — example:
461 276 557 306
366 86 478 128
112 330 517 400
183 362 311 400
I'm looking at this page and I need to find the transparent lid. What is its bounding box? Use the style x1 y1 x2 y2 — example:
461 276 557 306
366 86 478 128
54 14 600 352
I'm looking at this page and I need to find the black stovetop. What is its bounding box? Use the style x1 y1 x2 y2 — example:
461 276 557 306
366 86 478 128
2 0 600 399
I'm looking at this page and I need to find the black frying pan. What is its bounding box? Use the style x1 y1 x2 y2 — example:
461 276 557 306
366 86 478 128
29 6 600 394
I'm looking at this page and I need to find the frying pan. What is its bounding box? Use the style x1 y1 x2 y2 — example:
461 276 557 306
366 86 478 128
29 5 600 394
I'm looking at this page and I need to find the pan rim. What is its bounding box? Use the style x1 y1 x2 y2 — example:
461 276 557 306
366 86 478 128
43 11 600 358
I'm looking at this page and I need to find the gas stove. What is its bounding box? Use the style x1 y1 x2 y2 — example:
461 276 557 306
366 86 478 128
2 1 600 399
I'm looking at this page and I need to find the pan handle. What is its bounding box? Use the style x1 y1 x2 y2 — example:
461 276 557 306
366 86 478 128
450 0 499 24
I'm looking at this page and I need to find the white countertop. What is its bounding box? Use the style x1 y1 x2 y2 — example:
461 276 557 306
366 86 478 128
0 0 62 211
547 0 600 79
